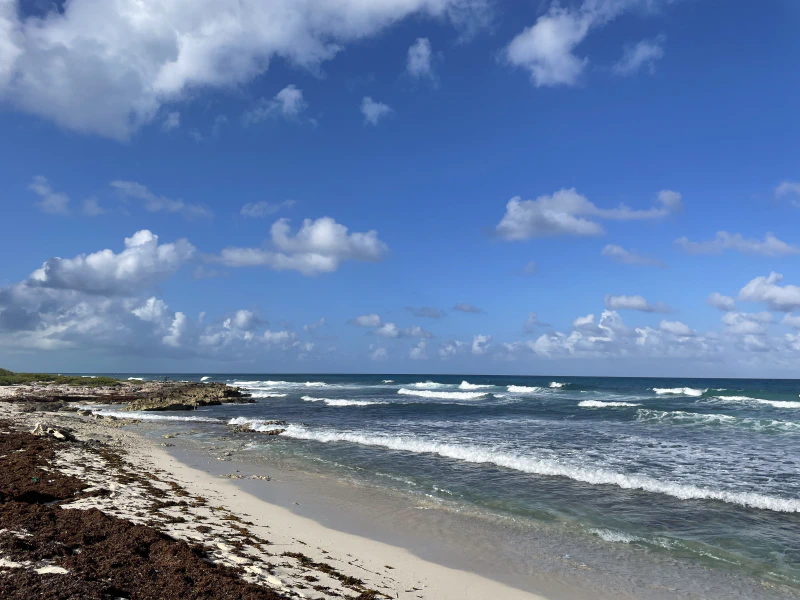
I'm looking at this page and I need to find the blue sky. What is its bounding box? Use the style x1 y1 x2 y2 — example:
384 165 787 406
1 0 800 376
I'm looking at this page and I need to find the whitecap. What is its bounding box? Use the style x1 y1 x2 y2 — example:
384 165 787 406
549 382 566 388
398 388 488 400
637 409 800 431
279 425 800 512
228 417 286 432
458 381 493 390
127 377 144 381
250 391 288 398
301 395 386 407
652 387 706 397
382 379 395 384
232 380 328 388
410 381 451 389
711 396 800 409
589 528 642 544
507 385 545 394
579 400 641 408
200 376 211 382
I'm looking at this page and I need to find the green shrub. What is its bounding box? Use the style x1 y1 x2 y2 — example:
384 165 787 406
0 370 120 387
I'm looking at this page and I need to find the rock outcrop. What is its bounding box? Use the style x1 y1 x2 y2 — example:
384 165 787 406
124 382 253 412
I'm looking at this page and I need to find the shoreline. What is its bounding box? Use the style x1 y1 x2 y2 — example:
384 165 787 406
0 400 549 600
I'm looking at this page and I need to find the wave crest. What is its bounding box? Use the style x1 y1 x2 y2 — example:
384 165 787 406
458 381 493 390
398 388 488 400
301 396 386 407
652 387 706 397
579 400 641 408
507 385 545 394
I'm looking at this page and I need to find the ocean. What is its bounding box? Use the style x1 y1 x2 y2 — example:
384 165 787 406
94 374 800 593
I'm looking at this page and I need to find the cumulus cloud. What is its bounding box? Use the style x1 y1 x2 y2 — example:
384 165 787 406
162 111 180 131
406 306 445 318
370 345 388 361
409 339 428 360
0 0 489 140
707 292 736 312
675 232 800 257
776 181 800 204
111 181 212 220
721 312 771 336
28 230 195 296
439 340 466 358
240 199 296 218
496 189 681 240
349 314 382 327
29 176 69 216
739 272 800 312
217 217 388 275
659 320 694 337
472 334 492 355
604 294 671 313
601 244 666 268
243 85 308 125
303 318 325 333
612 35 665 76
375 322 432 339
375 322 400 338
361 97 393 126
407 38 434 79
504 0 667 87
453 302 484 314
523 312 549 334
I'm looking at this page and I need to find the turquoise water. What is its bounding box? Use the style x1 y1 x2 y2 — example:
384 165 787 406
94 374 800 591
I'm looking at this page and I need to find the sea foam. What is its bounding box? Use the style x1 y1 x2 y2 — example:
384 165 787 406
579 400 641 408
398 388 488 400
301 396 386 407
507 385 545 394
652 387 706 397
410 381 450 389
278 425 800 512
549 382 566 388
711 396 800 409
458 381 493 390
637 409 800 431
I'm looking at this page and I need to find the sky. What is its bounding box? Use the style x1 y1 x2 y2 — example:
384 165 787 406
1 0 800 377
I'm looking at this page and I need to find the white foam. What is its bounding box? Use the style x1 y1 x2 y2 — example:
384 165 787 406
301 396 386 407
382 380 395 383
397 388 488 400
589 528 641 544
250 391 288 398
712 396 800 409
507 385 545 394
92 410 222 423
279 425 800 513
410 381 450 389
458 381 493 390
228 417 286 432
549 382 566 388
652 387 706 397
200 376 211 381
127 377 144 381
232 380 328 388
637 409 800 431
579 400 641 408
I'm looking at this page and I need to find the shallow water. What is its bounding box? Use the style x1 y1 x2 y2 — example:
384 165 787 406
95 373 800 594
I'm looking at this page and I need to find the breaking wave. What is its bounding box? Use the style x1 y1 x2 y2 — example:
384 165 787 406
200 376 211 382
232 380 328 388
637 409 800 431
652 387 706 397
458 381 493 390
507 385 546 394
549 382 566 388
301 396 386 407
92 410 222 423
228 417 286 432
127 377 144 381
278 425 800 512
382 380 395 384
711 396 800 409
398 388 488 400
579 400 641 408
409 381 450 389
250 391 288 398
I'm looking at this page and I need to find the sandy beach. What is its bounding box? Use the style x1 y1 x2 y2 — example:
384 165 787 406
0 389 549 600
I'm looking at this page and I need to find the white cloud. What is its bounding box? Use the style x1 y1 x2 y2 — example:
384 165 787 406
472 333 492 355
675 232 800 257
349 314 382 327
407 38 434 79
496 188 681 240
453 302 484 314
612 35 665 76
217 216 388 275
721 312 771 335
659 320 694 337
505 0 664 87
370 345 388 361
601 244 666 268
243 85 308 125
439 340 466 358
303 318 325 333
409 339 428 360
29 176 69 215
263 329 297 347
776 181 800 204
522 261 537 275
361 97 393 126
706 292 736 312
162 111 180 131
225 309 262 331
0 0 489 140
375 322 401 338
82 198 106 217
781 314 800 329
240 199 296 218
523 312 549 334
111 181 212 220
28 230 195 296
739 272 800 312
163 312 189 347
132 297 170 323
604 294 671 313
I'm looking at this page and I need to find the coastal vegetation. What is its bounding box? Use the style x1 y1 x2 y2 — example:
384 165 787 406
0 368 120 387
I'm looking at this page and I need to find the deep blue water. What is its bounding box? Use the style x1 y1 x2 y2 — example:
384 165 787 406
90 373 800 588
